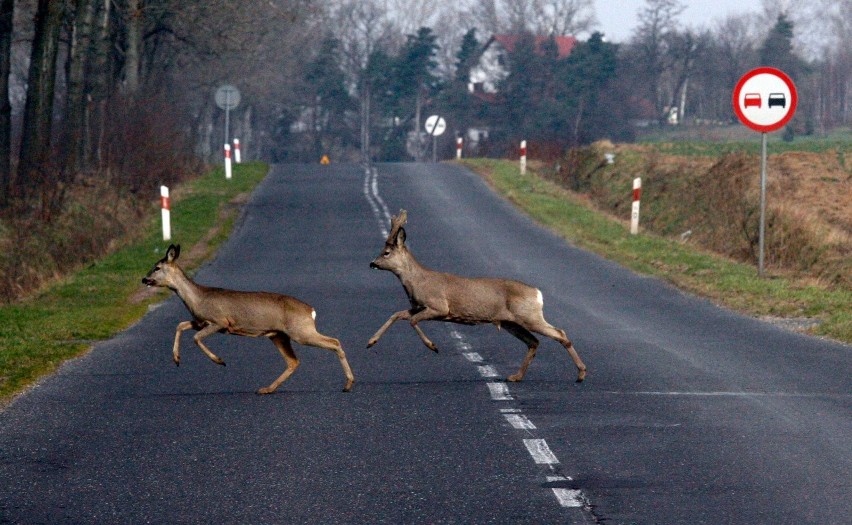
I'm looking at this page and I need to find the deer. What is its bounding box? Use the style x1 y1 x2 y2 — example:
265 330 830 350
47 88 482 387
367 210 586 384
142 244 355 394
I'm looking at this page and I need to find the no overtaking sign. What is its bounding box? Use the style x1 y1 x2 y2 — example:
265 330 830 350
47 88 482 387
732 67 797 133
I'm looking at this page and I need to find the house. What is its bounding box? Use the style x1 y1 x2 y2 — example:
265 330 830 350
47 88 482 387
468 34 577 95
464 34 577 150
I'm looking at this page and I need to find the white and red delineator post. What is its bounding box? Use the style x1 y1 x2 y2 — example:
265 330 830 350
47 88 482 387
160 185 171 241
233 138 241 163
224 144 232 179
456 137 463 159
520 140 527 175
630 177 641 235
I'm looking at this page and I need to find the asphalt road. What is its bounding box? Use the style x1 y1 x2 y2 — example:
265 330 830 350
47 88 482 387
1 162 849 524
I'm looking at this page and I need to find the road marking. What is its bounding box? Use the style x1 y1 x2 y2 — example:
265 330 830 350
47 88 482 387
477 365 499 378
504 413 536 430
487 382 513 401
523 439 560 464
546 476 584 508
364 166 590 516
603 390 848 398
362 167 392 238
463 352 483 363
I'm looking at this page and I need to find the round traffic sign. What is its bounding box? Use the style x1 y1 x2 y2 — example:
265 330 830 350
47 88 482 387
215 84 241 110
424 115 446 136
732 67 797 133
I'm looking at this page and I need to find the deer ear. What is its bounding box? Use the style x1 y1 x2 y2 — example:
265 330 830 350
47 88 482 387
395 227 406 246
167 244 180 262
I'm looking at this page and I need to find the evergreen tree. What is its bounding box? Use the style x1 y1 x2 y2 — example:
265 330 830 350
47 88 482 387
304 36 354 159
759 14 802 79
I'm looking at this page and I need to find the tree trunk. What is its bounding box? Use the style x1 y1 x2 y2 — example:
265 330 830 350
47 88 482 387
88 0 111 168
65 0 96 173
18 0 66 198
0 0 14 207
124 0 141 94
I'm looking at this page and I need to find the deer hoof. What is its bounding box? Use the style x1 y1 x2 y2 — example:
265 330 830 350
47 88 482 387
366 339 377 348
576 369 586 383
256 387 275 395
343 380 354 392
507 374 523 382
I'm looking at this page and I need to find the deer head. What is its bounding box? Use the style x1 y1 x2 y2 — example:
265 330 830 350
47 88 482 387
370 210 409 273
142 244 182 289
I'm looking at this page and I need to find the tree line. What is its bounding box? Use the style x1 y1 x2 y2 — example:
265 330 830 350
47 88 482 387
1 0 849 212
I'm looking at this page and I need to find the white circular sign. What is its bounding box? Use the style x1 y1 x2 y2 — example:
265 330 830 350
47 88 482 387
424 115 446 136
732 68 797 133
215 84 241 110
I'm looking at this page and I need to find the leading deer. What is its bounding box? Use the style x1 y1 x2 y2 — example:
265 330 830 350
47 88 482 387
142 244 355 394
368 210 586 383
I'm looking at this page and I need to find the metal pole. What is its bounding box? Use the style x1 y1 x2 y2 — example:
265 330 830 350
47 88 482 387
224 92 231 147
432 135 437 163
759 132 767 276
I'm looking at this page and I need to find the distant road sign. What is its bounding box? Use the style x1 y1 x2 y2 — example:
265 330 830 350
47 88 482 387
215 84 241 110
424 115 446 136
732 67 797 133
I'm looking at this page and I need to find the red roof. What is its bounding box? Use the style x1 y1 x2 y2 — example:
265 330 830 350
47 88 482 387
492 34 577 58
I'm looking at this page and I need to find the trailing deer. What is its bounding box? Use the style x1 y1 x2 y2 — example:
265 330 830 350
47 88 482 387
368 210 586 383
142 244 355 394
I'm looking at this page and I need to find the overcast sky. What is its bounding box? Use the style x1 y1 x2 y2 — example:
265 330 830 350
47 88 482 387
593 0 759 42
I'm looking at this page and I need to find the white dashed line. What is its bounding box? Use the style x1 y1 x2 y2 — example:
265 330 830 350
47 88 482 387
523 439 560 464
546 475 584 508
477 365 500 378
363 171 587 515
504 413 537 430
487 382 513 400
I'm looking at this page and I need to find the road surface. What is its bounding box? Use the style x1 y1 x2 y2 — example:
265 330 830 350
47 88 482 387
1 162 849 524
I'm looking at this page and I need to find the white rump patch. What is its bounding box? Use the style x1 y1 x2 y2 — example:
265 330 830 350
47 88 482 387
536 289 544 306
311 309 316 320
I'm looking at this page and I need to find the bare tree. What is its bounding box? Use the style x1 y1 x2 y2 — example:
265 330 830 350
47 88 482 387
18 0 66 201
0 0 13 206
628 0 685 124
466 0 596 36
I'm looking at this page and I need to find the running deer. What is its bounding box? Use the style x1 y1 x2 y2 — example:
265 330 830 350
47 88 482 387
368 210 586 383
142 244 355 394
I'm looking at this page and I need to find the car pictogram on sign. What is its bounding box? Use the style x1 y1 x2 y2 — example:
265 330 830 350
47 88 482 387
744 93 761 108
768 93 786 108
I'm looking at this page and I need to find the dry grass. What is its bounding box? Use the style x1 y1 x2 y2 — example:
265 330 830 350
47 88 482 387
554 142 852 288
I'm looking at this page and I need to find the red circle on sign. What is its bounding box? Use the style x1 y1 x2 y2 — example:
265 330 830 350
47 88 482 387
732 67 797 133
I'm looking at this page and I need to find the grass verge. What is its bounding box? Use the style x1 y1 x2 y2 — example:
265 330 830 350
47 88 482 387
0 162 269 406
459 158 851 345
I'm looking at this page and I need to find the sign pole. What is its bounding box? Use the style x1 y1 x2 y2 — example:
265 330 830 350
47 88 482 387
759 132 767 276
732 67 797 277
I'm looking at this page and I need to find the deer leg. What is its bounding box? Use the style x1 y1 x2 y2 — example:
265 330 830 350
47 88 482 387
367 309 416 348
172 321 196 366
528 321 587 383
257 334 300 395
193 323 227 366
293 330 355 392
503 322 540 382
409 307 447 353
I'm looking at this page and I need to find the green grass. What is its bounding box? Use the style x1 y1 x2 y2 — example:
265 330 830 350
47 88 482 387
0 162 269 404
636 126 852 156
460 158 852 344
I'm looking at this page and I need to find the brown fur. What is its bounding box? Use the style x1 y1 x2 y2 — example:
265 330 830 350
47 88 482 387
143 244 354 394
368 210 586 383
